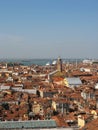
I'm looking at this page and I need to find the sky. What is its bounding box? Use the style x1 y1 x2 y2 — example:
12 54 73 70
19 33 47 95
0 0 98 59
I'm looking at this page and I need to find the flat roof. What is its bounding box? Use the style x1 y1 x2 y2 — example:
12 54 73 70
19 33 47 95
66 77 82 85
0 120 57 129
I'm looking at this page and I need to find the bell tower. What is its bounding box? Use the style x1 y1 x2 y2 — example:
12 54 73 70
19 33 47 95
57 57 62 72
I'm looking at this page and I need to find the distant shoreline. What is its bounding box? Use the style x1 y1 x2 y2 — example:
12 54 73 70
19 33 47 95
0 58 85 66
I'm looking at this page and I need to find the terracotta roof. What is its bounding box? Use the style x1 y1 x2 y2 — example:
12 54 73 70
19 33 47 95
81 118 98 130
52 115 68 127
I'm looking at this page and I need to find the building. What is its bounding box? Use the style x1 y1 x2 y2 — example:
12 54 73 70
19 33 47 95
0 120 57 129
64 77 82 88
57 57 62 72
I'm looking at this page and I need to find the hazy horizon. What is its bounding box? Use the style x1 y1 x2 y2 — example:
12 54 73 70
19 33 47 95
0 0 97 59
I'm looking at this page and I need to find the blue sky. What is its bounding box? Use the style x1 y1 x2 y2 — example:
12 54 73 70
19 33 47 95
0 0 97 59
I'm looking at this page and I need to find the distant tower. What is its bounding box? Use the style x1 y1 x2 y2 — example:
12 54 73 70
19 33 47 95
6 63 8 69
57 57 62 72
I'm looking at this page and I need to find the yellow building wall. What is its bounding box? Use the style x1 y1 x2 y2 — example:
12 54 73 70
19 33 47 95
91 110 98 119
32 104 41 114
91 110 97 115
78 117 85 128
52 101 56 111
64 78 69 87
40 90 43 98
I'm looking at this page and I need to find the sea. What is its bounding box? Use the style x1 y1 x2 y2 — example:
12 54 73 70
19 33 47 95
0 58 83 66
